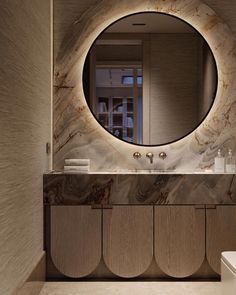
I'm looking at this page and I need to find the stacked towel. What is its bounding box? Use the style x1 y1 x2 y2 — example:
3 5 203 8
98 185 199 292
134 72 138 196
64 159 90 173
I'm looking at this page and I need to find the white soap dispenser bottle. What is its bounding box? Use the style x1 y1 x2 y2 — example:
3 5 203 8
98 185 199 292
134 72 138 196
226 148 235 173
214 149 225 173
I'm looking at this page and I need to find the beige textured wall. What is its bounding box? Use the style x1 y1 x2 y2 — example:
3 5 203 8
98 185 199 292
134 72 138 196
0 1 52 294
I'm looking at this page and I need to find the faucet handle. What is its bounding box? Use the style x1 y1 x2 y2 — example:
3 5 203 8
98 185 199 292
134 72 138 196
159 152 167 160
146 152 154 164
133 152 142 159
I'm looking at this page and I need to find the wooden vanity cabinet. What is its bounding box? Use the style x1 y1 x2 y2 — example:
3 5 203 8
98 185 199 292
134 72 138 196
206 205 236 274
103 205 153 278
49 204 236 279
154 205 205 278
50 205 153 278
50 206 102 278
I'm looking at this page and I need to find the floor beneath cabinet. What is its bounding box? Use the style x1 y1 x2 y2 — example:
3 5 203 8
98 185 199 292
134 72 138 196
38 282 222 295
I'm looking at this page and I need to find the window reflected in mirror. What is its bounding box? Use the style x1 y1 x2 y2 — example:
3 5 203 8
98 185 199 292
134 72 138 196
96 67 143 143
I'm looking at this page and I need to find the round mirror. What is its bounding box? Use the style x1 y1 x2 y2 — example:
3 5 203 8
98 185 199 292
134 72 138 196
83 12 217 146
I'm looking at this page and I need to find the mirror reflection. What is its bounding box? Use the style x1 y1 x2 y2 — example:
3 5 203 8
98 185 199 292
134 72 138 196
83 12 217 145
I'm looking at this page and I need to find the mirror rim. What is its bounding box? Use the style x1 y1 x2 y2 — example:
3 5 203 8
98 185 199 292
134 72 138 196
82 11 218 147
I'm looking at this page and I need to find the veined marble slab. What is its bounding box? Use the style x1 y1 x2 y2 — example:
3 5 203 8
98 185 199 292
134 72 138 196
49 170 230 174
43 173 236 205
53 0 236 173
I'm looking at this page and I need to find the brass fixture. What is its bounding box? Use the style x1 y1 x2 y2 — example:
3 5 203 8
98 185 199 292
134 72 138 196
159 152 167 160
146 152 154 164
133 152 142 159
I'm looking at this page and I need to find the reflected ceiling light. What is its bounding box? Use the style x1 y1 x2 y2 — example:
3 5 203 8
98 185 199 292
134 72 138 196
132 23 146 26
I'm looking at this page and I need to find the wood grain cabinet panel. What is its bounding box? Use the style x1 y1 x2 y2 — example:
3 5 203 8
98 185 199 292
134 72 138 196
154 206 205 278
103 206 153 278
51 206 102 278
206 205 236 274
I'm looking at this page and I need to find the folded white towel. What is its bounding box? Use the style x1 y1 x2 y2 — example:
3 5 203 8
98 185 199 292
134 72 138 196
64 166 90 172
65 159 90 166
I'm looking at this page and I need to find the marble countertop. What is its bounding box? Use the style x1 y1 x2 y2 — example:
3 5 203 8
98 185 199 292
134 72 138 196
43 172 236 205
46 170 234 175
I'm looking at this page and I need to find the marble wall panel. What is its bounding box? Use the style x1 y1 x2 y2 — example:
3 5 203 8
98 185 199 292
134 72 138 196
53 0 236 172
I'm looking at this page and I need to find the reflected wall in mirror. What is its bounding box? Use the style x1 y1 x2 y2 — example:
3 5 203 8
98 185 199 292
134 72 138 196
83 12 217 146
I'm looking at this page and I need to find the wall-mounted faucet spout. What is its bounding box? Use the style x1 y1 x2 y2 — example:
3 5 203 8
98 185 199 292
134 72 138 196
146 152 154 164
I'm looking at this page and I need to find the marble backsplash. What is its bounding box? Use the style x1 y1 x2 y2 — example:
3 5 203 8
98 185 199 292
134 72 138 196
44 173 236 205
53 0 236 172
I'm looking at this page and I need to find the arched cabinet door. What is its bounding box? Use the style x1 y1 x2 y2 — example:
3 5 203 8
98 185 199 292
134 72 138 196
103 206 153 278
154 206 205 278
206 205 236 274
51 206 102 278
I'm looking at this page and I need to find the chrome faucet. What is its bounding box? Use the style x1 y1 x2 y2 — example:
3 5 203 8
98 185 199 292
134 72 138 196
146 152 154 164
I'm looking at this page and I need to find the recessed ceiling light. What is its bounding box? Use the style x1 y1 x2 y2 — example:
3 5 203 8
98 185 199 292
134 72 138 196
132 23 146 26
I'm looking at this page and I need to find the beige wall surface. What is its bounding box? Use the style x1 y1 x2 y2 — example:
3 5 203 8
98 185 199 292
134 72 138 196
0 1 51 294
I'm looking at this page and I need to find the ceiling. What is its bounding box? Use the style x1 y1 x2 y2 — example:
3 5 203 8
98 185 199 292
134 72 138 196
105 12 196 34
